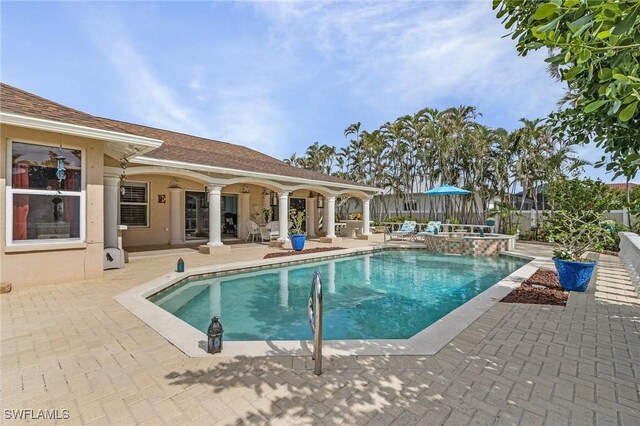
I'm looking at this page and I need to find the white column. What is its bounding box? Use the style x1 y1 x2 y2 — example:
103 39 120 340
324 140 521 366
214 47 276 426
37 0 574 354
326 196 336 238
278 192 289 241
104 176 120 248
279 270 289 308
207 186 223 246
209 279 221 317
361 198 371 235
169 187 184 245
306 196 316 237
327 260 336 293
239 192 251 240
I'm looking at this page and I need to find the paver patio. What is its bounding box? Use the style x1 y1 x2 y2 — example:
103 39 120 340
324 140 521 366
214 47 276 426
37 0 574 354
1 241 639 425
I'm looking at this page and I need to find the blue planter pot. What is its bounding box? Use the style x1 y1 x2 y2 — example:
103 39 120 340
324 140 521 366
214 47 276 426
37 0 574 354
487 219 496 227
553 257 597 292
290 234 306 251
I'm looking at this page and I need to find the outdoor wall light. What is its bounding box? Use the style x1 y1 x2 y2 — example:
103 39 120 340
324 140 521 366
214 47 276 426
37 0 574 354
317 194 325 209
270 191 278 207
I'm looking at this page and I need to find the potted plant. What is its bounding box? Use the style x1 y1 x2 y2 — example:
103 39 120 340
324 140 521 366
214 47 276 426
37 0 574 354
372 219 386 233
262 208 271 223
546 210 614 291
545 178 619 291
288 208 306 251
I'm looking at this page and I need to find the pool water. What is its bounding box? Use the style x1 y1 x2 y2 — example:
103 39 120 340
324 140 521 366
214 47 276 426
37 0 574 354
149 250 526 341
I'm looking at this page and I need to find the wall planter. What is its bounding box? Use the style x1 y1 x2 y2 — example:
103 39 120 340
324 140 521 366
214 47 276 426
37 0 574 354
290 234 306 251
553 257 597 292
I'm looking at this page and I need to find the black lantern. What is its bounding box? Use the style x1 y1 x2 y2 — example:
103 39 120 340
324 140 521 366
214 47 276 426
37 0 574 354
317 194 325 209
270 191 278 207
207 317 224 354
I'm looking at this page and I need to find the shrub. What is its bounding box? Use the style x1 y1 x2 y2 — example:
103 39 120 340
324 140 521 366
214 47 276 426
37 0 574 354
546 211 614 261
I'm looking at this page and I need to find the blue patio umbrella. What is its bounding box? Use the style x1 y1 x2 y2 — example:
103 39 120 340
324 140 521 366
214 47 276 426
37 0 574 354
423 185 472 221
423 185 471 196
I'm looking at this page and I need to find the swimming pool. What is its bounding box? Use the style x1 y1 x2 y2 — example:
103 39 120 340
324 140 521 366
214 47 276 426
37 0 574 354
149 250 526 341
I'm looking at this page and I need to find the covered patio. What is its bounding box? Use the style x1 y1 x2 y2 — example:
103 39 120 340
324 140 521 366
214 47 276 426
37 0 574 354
98 116 380 261
104 164 379 257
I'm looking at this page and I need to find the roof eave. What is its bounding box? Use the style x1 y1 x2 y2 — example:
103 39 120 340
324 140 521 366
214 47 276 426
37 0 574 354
132 155 381 194
0 112 163 158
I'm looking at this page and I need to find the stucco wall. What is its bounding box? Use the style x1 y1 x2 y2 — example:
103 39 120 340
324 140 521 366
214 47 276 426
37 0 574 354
619 232 640 287
1 124 104 286
120 174 205 247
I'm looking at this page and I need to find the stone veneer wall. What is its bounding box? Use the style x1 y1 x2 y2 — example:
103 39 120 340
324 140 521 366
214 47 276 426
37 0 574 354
423 234 514 257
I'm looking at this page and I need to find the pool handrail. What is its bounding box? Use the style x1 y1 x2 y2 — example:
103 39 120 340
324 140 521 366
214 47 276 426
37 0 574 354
308 271 323 375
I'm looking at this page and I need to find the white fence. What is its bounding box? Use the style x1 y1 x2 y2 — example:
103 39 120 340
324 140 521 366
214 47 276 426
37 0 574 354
509 209 636 233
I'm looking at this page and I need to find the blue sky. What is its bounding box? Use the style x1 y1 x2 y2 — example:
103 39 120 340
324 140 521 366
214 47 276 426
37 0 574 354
1 1 628 182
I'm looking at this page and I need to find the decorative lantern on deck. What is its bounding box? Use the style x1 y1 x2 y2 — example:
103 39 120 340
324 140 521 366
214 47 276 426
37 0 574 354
176 258 185 272
207 317 224 354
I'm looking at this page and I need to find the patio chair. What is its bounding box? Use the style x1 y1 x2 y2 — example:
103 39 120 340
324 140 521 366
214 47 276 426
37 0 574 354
223 213 237 234
390 221 417 241
415 221 441 240
246 220 261 242
259 221 280 243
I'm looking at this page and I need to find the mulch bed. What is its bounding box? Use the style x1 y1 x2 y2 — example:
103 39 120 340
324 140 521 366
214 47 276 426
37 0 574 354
264 247 346 259
501 269 568 306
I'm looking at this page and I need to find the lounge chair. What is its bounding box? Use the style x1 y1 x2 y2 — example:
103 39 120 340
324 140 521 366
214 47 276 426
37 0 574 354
390 221 417 241
415 221 441 240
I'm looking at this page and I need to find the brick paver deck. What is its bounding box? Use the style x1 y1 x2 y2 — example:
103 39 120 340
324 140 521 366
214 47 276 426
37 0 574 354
1 242 639 425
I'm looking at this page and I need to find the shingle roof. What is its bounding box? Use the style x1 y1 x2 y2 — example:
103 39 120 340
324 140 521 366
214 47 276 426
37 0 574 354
1 83 371 189
0 83 135 134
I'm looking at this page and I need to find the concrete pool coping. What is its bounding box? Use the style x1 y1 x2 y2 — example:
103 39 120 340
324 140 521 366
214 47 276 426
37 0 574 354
114 245 543 357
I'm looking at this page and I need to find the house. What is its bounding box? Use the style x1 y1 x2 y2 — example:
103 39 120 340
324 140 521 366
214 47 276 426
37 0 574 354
0 83 379 286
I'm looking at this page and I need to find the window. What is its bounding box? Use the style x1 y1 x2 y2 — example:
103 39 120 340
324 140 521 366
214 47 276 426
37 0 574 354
403 200 418 211
120 182 149 227
9 141 83 243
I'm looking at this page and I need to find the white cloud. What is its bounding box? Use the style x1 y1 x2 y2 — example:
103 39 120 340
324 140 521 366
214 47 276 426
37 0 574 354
254 1 564 123
73 5 209 136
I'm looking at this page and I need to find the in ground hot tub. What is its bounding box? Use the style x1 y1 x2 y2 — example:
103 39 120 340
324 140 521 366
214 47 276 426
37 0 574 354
423 232 516 256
